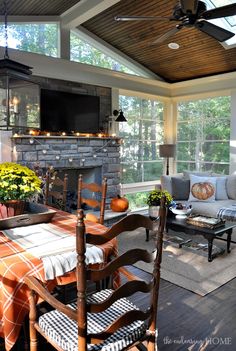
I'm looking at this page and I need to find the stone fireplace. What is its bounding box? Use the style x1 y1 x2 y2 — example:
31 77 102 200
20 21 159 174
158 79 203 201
9 134 121 208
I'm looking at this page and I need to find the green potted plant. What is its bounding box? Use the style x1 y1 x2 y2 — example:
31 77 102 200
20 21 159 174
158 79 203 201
0 162 42 217
146 189 173 219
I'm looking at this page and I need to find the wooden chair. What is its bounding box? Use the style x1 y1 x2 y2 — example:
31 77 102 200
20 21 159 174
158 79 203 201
77 174 107 224
44 170 68 211
24 197 167 351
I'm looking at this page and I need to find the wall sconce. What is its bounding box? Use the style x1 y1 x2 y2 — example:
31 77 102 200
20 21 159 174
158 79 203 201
159 144 176 175
113 109 127 122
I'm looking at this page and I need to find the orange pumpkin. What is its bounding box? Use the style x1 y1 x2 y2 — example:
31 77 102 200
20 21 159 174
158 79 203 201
191 182 215 200
110 195 129 212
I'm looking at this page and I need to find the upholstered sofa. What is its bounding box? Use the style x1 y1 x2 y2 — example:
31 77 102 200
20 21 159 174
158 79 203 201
161 171 236 220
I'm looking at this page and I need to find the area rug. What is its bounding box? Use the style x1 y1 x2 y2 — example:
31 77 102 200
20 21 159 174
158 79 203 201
117 228 236 296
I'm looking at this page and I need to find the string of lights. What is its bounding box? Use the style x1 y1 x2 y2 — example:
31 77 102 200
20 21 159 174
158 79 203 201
13 129 120 164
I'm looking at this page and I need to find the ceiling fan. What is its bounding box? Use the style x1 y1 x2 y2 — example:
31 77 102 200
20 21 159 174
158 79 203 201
114 0 236 44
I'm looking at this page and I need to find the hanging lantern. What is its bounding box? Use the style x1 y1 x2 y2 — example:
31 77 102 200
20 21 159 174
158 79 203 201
0 0 40 132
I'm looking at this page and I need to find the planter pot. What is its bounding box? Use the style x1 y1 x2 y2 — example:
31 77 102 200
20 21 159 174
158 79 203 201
0 200 25 219
148 205 160 220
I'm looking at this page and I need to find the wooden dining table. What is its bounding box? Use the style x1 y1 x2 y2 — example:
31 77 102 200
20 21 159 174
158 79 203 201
0 208 118 351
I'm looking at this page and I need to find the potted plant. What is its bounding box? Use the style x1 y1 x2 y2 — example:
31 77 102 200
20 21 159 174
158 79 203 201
146 189 173 219
0 162 42 217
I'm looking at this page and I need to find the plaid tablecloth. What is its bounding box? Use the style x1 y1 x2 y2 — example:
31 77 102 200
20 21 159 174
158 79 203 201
0 209 118 351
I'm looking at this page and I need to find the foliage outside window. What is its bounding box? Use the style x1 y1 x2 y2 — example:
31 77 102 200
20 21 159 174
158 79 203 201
0 23 58 57
70 32 137 75
125 192 150 210
119 95 164 208
176 96 230 174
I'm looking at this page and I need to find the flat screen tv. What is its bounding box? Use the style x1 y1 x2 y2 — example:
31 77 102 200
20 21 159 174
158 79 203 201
40 89 100 133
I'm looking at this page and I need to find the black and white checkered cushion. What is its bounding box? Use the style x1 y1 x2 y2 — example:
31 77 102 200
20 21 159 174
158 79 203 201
39 289 147 351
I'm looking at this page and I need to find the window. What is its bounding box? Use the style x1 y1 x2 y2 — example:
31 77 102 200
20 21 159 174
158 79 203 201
205 0 236 47
70 32 137 75
119 94 164 208
0 23 59 57
176 95 230 174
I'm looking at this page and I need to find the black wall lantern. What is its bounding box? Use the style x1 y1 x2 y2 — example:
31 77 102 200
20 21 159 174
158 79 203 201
113 109 127 122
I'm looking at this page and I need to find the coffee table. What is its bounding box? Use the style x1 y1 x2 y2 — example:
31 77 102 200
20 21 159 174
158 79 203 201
165 217 236 262
139 209 235 262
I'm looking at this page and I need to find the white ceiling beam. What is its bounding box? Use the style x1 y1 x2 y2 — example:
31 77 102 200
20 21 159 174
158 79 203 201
61 0 121 29
0 46 171 97
73 27 163 80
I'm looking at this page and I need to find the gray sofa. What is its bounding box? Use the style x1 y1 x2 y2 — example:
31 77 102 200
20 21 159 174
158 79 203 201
161 171 236 219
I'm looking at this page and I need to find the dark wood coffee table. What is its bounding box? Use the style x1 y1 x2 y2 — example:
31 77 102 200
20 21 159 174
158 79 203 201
165 217 235 262
142 208 236 262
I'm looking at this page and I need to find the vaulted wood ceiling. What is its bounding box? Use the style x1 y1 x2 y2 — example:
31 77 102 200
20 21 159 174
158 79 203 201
82 0 236 82
1 0 236 83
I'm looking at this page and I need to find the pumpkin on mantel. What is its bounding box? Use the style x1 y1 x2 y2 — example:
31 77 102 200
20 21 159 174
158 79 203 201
110 195 129 212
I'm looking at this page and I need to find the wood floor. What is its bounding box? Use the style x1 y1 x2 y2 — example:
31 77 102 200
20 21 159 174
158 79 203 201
8 267 236 351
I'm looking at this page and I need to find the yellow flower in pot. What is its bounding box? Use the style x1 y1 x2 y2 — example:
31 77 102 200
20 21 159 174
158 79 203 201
146 189 173 219
0 162 42 218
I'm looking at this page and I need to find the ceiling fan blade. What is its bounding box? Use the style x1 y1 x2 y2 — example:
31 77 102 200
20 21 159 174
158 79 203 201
202 3 236 20
152 25 182 44
195 20 235 42
180 0 198 14
114 15 171 21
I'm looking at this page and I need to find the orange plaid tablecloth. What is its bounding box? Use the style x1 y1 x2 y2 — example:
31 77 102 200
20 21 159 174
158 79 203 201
0 210 118 351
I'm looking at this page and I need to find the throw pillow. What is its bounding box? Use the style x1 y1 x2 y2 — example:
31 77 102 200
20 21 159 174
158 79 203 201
188 175 217 202
171 177 190 200
215 176 228 200
183 170 211 180
226 174 236 200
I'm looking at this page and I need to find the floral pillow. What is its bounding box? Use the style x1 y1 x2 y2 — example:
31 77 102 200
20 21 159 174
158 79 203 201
188 175 217 202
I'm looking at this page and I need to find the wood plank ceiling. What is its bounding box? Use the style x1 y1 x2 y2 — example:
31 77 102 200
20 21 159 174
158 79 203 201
82 0 236 82
1 0 236 83
0 0 81 16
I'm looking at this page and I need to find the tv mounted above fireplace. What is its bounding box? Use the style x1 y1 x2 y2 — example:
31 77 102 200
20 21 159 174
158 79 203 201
40 89 100 133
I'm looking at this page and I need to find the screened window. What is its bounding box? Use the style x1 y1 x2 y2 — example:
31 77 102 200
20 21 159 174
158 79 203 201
119 95 164 185
70 32 137 75
0 23 59 57
176 96 230 174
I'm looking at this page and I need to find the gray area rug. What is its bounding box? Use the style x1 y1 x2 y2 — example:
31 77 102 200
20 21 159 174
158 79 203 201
117 228 236 296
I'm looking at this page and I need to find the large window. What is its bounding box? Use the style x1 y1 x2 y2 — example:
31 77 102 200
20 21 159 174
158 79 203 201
176 95 230 174
119 95 164 183
0 23 59 57
70 32 137 75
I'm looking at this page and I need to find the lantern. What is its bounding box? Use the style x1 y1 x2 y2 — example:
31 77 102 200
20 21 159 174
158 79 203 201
0 58 40 132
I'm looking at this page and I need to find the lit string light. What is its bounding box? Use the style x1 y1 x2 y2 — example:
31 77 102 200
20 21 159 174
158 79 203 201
26 135 120 163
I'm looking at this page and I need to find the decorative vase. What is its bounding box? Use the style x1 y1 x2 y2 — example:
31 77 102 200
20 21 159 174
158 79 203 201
0 200 25 219
148 205 160 220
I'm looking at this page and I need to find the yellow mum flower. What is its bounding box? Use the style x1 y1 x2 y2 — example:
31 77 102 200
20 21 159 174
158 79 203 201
0 162 42 201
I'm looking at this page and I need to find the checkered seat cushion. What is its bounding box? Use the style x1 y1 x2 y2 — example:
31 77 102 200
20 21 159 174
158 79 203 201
39 289 147 351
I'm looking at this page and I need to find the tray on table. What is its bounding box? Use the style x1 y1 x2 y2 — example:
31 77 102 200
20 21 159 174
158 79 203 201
186 215 225 229
0 202 56 230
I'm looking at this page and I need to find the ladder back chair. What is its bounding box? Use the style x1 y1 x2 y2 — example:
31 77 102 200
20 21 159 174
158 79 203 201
77 174 107 225
44 170 68 211
24 197 167 351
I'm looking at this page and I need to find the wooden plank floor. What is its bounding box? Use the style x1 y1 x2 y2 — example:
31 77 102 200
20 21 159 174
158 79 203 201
6 266 236 351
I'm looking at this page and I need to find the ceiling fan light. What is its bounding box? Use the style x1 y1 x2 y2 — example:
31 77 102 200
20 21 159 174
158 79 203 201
168 42 180 49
